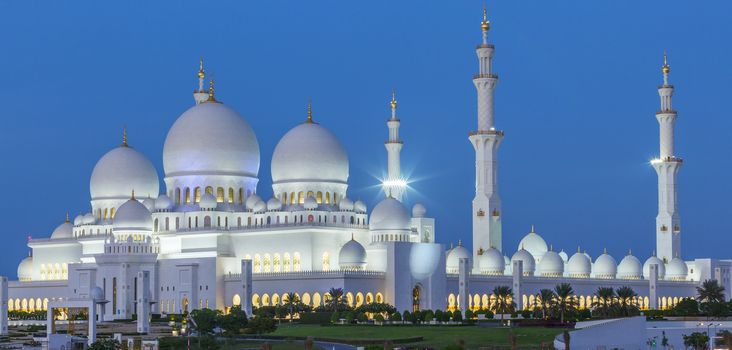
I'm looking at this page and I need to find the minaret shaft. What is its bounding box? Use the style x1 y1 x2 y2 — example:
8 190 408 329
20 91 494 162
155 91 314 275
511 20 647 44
384 93 404 201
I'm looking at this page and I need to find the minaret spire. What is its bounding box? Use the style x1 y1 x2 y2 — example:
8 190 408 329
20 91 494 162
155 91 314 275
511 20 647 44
194 57 209 104
652 50 682 263
122 126 128 147
470 4 503 270
306 99 314 123
384 89 405 201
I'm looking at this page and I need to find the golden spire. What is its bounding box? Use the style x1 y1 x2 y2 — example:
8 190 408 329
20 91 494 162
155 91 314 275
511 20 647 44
65 212 70 223
662 50 670 75
131 190 136 200
530 224 535 234
481 4 490 32
122 126 128 147
577 246 581 253
306 99 313 123
390 89 397 110
198 57 205 79
207 79 216 102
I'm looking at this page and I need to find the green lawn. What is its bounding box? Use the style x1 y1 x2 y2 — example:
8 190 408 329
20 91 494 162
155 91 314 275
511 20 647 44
272 324 566 349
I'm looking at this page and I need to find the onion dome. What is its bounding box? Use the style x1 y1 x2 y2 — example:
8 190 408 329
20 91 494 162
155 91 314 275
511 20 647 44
266 198 282 211
583 251 592 262
199 192 217 210
617 250 642 280
112 196 153 232
538 247 564 277
593 249 617 279
163 102 260 180
412 203 427 218
91 286 105 302
253 200 266 213
339 197 354 211
82 213 96 225
245 194 263 210
666 256 688 281
303 196 318 210
90 137 159 207
446 241 470 273
511 248 535 276
142 197 156 212
271 104 348 200
558 249 569 263
643 253 667 280
51 215 73 239
567 248 591 278
479 247 505 276
354 200 367 213
369 197 411 232
17 255 33 281
155 194 173 211
338 235 367 270
73 214 84 226
517 225 548 262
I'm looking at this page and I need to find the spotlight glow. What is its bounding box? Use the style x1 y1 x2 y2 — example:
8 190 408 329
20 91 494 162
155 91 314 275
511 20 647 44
382 179 408 188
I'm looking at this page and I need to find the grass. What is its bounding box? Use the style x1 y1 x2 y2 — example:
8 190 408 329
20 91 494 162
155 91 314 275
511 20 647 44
271 324 567 349
158 337 303 350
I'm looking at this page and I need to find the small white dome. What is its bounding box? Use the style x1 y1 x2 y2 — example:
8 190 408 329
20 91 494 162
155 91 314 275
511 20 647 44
511 249 535 276
82 213 96 225
112 198 153 232
271 122 348 187
155 194 173 211
199 192 217 210
142 197 156 211
517 226 548 262
90 145 159 202
339 197 354 211
163 102 260 179
558 250 569 263
567 250 591 278
51 219 73 239
253 200 267 213
666 257 688 281
338 237 367 270
91 286 104 301
246 194 262 210
617 251 642 280
643 255 667 280
17 256 33 281
479 247 505 276
303 196 318 210
412 203 427 218
267 198 282 211
369 197 411 232
538 249 564 277
354 200 367 213
446 243 470 272
73 214 84 226
593 250 617 279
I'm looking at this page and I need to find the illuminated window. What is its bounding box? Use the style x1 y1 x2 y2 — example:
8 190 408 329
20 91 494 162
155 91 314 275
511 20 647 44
217 187 224 202
322 252 330 271
185 188 191 204
298 192 304 204
239 188 244 204
273 254 281 272
283 253 291 272
175 188 181 205
194 187 201 203
205 186 213 195
264 254 271 273
228 188 234 203
316 192 323 204
325 192 330 204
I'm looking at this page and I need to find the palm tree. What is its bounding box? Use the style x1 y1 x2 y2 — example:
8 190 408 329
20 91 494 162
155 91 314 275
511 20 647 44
538 289 556 319
615 286 639 316
696 280 726 303
591 287 615 318
326 287 346 312
553 283 577 323
283 292 300 321
490 285 515 323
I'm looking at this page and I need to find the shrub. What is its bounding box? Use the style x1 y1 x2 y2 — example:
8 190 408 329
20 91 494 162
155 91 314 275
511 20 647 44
423 310 435 322
245 316 277 334
300 312 333 325
357 312 368 323
345 312 355 324
374 314 385 322
465 310 474 320
402 310 412 323
389 312 402 322
520 310 532 319
330 311 340 324
434 310 444 322
452 310 463 323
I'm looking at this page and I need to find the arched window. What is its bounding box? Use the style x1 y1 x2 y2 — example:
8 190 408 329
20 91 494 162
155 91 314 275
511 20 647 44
307 191 314 199
273 254 282 272
29 298 35 312
302 293 311 306
185 188 191 204
239 188 244 204
266 216 271 225
228 188 235 203
376 293 384 303
217 216 221 227
237 217 242 228
205 186 213 195
165 217 170 231
188 217 192 229
312 293 321 307
195 217 199 228
298 192 304 204
175 188 181 205
233 294 241 306
254 254 262 273
322 252 330 271
316 192 323 204
21 298 27 312
325 192 330 204
366 293 374 304
290 192 296 205
203 216 211 228
264 254 271 273
154 219 159 232
62 263 68 279
217 187 224 202
110 207 116 218
262 294 270 306
293 252 301 272
283 253 291 272
194 187 202 203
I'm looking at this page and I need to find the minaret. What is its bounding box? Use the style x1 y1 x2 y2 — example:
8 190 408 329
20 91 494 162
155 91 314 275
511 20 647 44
469 5 503 268
384 90 405 201
194 58 208 104
652 51 682 263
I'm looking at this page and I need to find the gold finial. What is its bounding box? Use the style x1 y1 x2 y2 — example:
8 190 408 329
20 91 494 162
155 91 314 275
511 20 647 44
198 57 205 79
390 89 397 110
131 190 136 200
65 212 70 223
481 4 490 31
207 79 216 102
530 224 535 234
628 249 632 256
351 232 355 240
603 247 607 254
577 246 581 253
122 126 128 147
306 99 313 123
662 50 670 75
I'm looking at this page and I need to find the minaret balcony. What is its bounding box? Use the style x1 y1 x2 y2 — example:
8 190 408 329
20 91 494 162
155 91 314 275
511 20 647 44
655 110 677 115
473 73 498 80
651 156 683 164
476 44 495 49
469 129 504 137
384 140 404 144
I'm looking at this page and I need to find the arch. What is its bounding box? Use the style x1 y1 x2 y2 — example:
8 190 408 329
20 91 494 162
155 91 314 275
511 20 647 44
356 292 364 307
14 299 20 311
252 294 260 308
482 294 490 310
273 253 281 272
272 294 280 306
43 298 48 311
239 188 244 204
366 292 374 304
185 187 191 204
261 294 270 306
307 191 314 199
293 252 301 272
205 186 213 195
313 293 321 307
298 192 304 204
233 294 241 306
346 292 354 307
264 254 271 273
316 192 323 204
217 187 225 202
283 253 291 272
254 254 262 273
302 293 311 306
447 293 456 311
376 293 384 303
21 298 27 312
412 285 421 312
29 298 35 312
154 218 159 232
175 188 181 205
322 252 330 271
194 187 202 203
325 192 331 204
475 294 482 311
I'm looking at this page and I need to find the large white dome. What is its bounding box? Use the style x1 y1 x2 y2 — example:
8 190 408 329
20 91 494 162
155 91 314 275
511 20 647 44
17 256 33 281
643 255 667 280
538 249 564 277
271 122 348 186
617 251 642 280
567 250 591 278
666 257 688 281
369 197 411 232
446 243 470 272
517 226 548 262
338 237 367 270
478 247 505 276
51 218 73 240
163 102 260 178
90 145 159 201
112 198 153 232
593 250 617 279
511 249 535 276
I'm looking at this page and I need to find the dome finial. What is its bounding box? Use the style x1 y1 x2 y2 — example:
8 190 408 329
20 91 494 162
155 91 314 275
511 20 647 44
306 99 313 123
628 248 632 256
450 242 454 249
207 79 217 102
603 247 607 254
481 3 490 32
458 239 462 246
351 232 354 241
131 189 136 200
390 89 397 110
662 50 670 75
65 212 70 223
530 224 535 234
549 244 553 251
577 246 581 253
198 57 205 80
122 126 128 147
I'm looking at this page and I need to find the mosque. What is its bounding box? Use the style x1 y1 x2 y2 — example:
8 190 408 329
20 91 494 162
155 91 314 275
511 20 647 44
7 9 731 320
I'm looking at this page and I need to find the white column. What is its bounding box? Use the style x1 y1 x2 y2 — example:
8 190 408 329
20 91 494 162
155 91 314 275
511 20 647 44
240 259 253 317
384 92 405 201
649 264 659 310
512 260 523 311
88 300 97 345
458 258 470 314
137 271 150 333
0 277 7 336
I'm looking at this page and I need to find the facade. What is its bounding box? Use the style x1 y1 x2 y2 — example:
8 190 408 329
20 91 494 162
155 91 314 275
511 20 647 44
7 10 731 319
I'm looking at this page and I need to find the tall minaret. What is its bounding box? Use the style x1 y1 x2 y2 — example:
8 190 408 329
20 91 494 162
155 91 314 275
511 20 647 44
384 90 405 201
469 6 503 266
653 51 682 263
194 58 208 104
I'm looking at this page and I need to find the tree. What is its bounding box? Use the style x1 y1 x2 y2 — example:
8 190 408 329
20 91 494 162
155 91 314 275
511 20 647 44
218 306 248 337
697 280 725 303
672 298 700 316
283 292 301 321
538 289 556 319
615 286 639 317
88 339 121 350
683 332 709 350
190 308 221 335
562 330 570 350
490 285 515 323
388 312 401 322
553 283 577 323
591 287 615 318
245 316 277 334
326 288 347 311
453 310 463 323
330 311 340 324
661 331 669 350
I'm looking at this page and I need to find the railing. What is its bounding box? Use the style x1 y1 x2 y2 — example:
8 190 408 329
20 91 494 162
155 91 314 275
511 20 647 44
161 221 369 235
472 73 498 79
224 269 385 281
655 109 677 115
475 44 495 49
468 129 504 137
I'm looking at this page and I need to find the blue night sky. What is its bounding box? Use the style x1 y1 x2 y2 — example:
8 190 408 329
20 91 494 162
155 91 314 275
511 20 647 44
1 1 730 278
